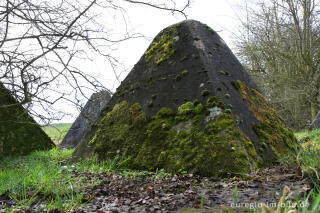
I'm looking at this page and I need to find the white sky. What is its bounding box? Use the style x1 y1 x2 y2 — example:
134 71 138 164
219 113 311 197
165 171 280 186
59 0 245 123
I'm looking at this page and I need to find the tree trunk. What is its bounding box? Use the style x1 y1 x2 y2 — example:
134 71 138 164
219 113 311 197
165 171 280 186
311 101 316 121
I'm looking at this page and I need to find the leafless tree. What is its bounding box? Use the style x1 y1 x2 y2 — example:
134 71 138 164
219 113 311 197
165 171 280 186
235 0 320 129
0 0 190 124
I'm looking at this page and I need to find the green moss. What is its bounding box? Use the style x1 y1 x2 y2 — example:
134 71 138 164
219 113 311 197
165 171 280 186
219 70 229 76
160 77 167 81
194 104 203 114
177 102 195 115
0 83 54 158
156 107 175 118
144 26 178 65
193 99 200 106
261 142 268 149
222 82 230 90
225 93 231 99
194 37 200 41
182 70 189 76
236 80 299 158
180 53 190 62
231 81 240 90
152 94 158 99
116 88 128 98
224 109 232 114
205 96 225 109
89 100 259 177
194 55 199 59
144 77 153 87
147 101 154 108
217 87 222 91
175 74 182 81
201 90 209 97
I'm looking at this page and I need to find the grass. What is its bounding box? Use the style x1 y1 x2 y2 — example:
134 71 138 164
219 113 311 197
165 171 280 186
0 147 126 212
0 148 83 211
42 123 72 144
0 147 171 212
292 129 320 180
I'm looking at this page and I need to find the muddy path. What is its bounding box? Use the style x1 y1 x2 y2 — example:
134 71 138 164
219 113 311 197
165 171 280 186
0 165 311 212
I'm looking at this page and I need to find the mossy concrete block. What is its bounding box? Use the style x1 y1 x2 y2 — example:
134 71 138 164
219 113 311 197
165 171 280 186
72 20 299 177
0 83 55 159
81 101 258 177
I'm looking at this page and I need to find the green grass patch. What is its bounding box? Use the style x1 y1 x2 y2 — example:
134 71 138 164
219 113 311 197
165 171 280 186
0 147 172 211
0 148 81 211
43 123 72 144
0 147 110 211
290 129 320 182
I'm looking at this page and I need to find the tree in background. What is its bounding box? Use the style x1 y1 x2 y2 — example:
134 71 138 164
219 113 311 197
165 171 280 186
0 0 190 123
236 0 320 129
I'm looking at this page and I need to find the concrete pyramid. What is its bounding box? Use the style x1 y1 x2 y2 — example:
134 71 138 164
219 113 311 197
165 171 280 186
60 90 111 148
73 20 298 177
0 83 54 158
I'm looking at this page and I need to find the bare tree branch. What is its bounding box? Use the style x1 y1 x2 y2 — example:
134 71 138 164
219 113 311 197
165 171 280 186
0 0 191 124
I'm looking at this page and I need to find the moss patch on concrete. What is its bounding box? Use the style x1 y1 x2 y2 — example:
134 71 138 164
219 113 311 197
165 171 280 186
89 98 259 177
145 25 179 65
0 83 55 158
236 80 298 157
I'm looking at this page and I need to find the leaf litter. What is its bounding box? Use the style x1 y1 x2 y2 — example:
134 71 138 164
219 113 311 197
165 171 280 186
0 165 311 212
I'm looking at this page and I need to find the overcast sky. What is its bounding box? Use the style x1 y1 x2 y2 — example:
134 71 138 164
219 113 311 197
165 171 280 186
60 0 245 123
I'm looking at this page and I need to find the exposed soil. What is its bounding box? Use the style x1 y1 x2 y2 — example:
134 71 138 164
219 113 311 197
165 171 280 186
0 165 311 213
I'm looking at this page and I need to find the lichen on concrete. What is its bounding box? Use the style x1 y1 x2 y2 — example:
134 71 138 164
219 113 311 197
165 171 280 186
205 106 222 122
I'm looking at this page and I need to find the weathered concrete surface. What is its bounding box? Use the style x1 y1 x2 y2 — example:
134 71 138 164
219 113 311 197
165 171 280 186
60 90 111 149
